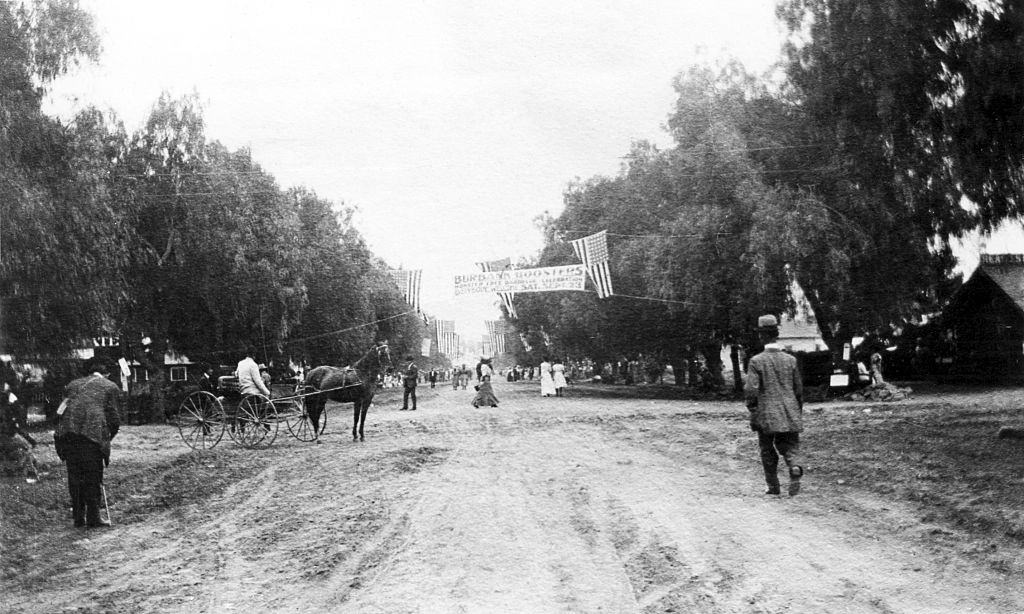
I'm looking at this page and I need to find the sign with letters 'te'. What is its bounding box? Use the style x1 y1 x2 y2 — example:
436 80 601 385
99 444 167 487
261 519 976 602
454 264 586 296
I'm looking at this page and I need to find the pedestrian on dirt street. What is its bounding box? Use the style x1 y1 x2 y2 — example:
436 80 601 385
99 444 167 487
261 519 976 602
401 356 419 411
552 359 568 396
54 357 122 528
237 347 271 398
429 369 437 388
472 375 499 408
539 357 556 397
744 314 804 496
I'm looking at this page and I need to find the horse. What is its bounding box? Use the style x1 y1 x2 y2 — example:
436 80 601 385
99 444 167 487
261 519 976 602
303 343 393 441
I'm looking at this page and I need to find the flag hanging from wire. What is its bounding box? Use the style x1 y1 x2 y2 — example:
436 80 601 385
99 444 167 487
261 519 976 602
485 320 509 355
389 268 423 313
476 257 517 318
435 320 457 357
569 230 614 298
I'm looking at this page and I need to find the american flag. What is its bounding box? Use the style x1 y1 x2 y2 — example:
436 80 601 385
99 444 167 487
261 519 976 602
389 268 423 312
481 335 493 357
485 320 508 355
569 230 614 298
435 320 457 356
476 257 517 318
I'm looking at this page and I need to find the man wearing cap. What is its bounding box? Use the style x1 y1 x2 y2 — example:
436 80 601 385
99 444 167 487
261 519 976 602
745 314 805 496
55 358 122 528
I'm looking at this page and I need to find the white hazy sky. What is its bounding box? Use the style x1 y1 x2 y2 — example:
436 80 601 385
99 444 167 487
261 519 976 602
55 1 1023 341
48 0 788 339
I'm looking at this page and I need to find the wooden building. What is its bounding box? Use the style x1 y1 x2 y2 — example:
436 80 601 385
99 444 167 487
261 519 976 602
938 253 1024 382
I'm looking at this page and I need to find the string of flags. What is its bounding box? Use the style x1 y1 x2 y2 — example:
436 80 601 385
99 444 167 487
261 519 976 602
569 229 614 299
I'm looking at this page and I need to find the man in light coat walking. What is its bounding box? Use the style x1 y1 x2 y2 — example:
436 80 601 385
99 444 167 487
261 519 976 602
745 314 804 496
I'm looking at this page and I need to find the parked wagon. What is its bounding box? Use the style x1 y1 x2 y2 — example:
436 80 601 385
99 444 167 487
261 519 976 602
173 375 321 449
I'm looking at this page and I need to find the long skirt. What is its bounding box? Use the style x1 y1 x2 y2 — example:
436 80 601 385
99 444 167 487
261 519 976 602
472 385 499 407
553 370 568 389
540 374 556 397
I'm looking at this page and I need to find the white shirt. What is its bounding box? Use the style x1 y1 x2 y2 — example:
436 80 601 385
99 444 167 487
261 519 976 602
237 357 270 397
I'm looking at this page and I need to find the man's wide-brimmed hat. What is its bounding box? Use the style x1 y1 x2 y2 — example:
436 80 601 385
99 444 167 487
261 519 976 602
756 314 779 331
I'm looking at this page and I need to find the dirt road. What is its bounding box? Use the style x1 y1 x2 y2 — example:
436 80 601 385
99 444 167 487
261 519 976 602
6 380 1024 613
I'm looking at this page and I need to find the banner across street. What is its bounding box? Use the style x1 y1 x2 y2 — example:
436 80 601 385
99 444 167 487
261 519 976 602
453 265 586 296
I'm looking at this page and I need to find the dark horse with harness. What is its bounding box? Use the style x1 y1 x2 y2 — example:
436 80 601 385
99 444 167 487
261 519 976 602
303 343 393 441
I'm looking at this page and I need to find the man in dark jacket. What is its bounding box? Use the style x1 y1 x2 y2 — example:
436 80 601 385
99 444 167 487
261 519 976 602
745 314 804 496
401 356 419 411
55 358 122 528
198 363 217 394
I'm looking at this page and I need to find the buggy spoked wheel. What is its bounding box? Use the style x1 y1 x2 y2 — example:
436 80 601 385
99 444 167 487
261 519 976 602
231 394 279 448
282 397 325 442
175 391 225 450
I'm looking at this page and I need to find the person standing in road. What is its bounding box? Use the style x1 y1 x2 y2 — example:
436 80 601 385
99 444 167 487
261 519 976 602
745 314 804 496
54 358 123 528
429 369 437 389
552 359 568 397
539 357 556 397
401 356 419 410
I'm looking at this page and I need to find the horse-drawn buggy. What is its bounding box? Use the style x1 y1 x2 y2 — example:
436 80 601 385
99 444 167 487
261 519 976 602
172 374 319 449
172 342 393 449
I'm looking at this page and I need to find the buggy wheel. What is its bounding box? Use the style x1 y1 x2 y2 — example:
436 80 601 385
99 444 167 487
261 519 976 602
174 391 225 450
282 397 325 442
233 394 279 448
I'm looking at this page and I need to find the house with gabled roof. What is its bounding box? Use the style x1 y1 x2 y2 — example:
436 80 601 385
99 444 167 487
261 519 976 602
938 253 1024 382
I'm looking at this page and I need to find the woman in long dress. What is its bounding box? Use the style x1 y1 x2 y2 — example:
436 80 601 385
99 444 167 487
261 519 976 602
472 375 499 407
539 357 556 397
552 360 568 396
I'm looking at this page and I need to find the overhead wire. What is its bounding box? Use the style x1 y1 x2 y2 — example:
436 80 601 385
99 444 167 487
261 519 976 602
176 309 420 361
